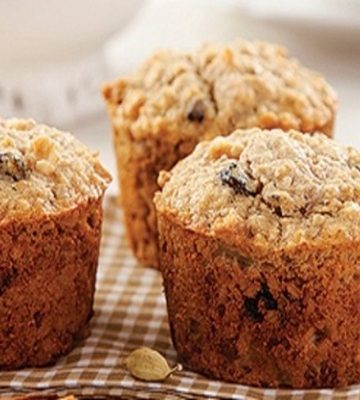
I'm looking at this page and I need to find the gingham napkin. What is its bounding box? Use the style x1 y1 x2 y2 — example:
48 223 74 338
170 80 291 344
1 197 360 399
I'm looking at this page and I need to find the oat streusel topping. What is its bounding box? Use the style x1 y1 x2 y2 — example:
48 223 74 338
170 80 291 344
105 39 336 142
155 129 360 249
0 118 111 222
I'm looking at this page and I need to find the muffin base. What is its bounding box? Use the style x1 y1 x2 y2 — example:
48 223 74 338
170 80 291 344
158 213 360 388
113 123 197 267
0 197 104 369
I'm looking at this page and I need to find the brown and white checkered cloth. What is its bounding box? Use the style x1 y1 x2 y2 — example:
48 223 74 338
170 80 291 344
1 196 360 400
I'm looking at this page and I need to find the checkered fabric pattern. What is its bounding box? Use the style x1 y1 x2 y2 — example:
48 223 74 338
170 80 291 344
1 196 360 399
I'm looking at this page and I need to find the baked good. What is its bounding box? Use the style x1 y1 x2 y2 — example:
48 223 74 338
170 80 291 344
0 118 111 369
154 128 360 388
103 38 337 267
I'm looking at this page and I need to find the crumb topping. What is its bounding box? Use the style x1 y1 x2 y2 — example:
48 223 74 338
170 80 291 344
155 129 360 249
103 39 337 142
0 118 111 222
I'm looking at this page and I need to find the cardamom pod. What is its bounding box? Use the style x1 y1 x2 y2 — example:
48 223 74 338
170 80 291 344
125 347 182 382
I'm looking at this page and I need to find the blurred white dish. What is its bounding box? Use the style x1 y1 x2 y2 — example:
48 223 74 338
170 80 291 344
217 0 360 44
0 0 144 69
0 0 144 126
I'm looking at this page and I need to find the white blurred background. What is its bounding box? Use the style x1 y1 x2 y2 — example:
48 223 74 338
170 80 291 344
1 0 359 193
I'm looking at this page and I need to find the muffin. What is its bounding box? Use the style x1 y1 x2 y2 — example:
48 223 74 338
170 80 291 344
0 118 111 369
103 38 337 267
154 128 360 388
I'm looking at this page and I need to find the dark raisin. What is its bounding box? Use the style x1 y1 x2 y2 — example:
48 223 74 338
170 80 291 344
211 323 217 335
243 366 252 374
236 254 253 267
189 318 200 334
260 282 278 310
282 254 292 264
267 336 281 350
244 297 264 322
0 267 18 295
204 270 216 287
187 99 205 122
219 339 239 361
274 206 283 217
219 162 262 196
299 205 307 216
3 326 14 337
314 329 327 345
267 336 290 351
86 214 97 229
0 151 27 182
34 311 44 328
244 282 277 322
217 304 225 317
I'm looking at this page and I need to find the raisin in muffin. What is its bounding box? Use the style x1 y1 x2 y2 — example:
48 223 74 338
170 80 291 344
103 38 337 267
0 118 111 369
154 128 360 388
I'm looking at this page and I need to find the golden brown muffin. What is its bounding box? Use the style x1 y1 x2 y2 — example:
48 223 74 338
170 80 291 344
0 118 111 369
154 128 360 388
103 38 337 268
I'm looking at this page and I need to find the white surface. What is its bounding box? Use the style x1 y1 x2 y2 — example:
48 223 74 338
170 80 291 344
59 0 360 194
